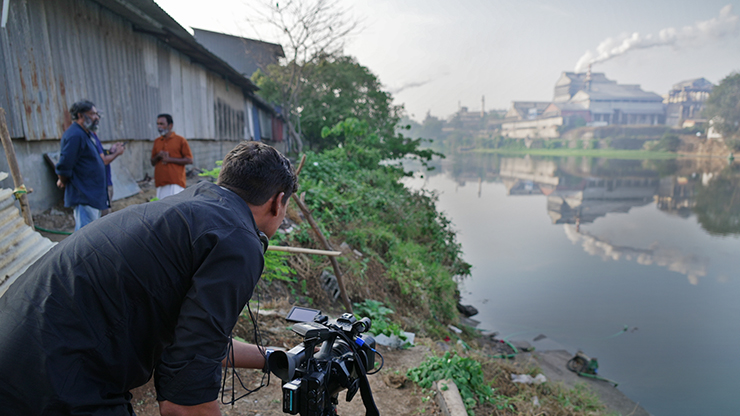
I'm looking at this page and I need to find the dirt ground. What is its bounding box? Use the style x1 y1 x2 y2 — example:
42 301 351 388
29 172 635 415
130 303 447 416
30 175 449 416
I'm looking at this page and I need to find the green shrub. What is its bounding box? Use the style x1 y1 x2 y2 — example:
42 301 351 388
407 352 494 415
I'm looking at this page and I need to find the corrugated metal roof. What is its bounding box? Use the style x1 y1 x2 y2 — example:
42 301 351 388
193 28 285 78
0 187 55 298
573 83 664 102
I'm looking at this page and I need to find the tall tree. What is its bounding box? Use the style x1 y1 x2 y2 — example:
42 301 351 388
247 0 359 153
704 72 740 149
297 55 399 149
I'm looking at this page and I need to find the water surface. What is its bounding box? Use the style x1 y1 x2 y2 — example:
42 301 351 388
404 154 740 416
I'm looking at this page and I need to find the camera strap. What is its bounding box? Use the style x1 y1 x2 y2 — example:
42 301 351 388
338 331 379 416
356 359 380 416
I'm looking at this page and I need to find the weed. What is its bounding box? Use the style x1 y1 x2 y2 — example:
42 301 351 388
261 250 296 283
353 299 407 342
407 352 494 415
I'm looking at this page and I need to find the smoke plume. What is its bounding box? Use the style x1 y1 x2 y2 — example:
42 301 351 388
387 79 433 94
575 4 739 73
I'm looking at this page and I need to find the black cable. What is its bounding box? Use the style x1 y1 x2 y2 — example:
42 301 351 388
219 290 270 405
366 349 384 375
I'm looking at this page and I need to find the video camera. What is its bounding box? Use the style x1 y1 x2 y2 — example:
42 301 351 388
268 307 381 416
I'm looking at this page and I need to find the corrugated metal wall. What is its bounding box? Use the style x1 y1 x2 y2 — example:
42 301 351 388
0 0 251 142
0 187 55 298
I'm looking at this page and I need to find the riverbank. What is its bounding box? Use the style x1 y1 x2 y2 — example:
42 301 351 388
30 183 647 415
458 131 733 161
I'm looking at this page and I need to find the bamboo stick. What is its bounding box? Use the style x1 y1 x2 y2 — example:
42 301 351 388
0 108 34 228
267 245 342 257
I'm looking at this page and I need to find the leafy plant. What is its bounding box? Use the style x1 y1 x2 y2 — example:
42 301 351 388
198 160 222 180
261 250 296 283
407 352 494 415
353 299 405 340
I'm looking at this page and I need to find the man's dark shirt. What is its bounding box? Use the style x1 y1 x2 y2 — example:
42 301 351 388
55 122 108 210
0 182 264 414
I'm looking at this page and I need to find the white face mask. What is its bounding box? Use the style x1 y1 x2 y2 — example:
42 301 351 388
83 114 99 132
158 127 170 135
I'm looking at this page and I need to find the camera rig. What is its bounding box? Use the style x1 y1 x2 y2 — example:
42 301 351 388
268 307 381 416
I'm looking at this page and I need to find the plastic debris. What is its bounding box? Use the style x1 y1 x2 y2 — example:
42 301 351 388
511 373 547 384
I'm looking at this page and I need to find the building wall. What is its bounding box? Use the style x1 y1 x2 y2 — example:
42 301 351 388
0 0 255 142
0 0 267 212
501 116 563 139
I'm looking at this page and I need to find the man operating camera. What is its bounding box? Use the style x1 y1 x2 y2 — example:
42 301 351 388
0 141 297 416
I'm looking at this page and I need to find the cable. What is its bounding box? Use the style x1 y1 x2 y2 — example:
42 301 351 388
219 290 270 405
34 225 72 235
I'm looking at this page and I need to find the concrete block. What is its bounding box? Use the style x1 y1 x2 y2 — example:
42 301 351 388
434 379 467 416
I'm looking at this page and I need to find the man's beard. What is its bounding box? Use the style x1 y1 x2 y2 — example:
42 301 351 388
83 115 99 132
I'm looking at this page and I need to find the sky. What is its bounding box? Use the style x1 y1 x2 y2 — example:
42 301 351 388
153 0 740 121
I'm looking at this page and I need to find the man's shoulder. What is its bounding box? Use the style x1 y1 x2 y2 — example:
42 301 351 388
171 132 188 142
62 123 85 140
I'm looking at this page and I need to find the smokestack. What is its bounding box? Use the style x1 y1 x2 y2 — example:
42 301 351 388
481 95 485 117
585 63 592 91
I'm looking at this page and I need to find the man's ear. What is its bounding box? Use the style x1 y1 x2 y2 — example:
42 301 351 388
271 192 286 215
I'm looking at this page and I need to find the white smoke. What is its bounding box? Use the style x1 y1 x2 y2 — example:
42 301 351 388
575 4 739 73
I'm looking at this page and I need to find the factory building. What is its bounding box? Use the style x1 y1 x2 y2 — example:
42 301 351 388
552 71 665 126
502 70 666 138
664 78 714 127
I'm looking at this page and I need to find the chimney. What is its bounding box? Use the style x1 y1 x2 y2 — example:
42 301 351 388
481 95 485 117
585 63 592 91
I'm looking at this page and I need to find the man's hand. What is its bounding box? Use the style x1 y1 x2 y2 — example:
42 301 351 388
158 399 220 416
56 175 68 189
157 151 170 165
110 142 126 156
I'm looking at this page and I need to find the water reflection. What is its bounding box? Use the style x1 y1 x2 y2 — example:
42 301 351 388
563 224 709 285
427 153 739 236
407 153 740 416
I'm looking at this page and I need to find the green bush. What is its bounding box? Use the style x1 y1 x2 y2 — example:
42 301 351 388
353 299 406 341
407 352 494 415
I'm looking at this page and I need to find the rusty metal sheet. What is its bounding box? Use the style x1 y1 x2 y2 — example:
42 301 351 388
0 0 258 143
0 187 55 298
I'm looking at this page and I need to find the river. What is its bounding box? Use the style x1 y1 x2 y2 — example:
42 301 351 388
403 153 740 416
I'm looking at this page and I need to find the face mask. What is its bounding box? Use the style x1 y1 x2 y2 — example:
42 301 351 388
83 114 99 132
158 127 170 135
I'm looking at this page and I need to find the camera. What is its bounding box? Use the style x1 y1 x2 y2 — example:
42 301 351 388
268 307 381 416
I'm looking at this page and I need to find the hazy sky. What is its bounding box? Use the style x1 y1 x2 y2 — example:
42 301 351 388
154 0 740 121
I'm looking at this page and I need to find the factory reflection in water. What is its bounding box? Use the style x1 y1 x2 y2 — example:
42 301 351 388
436 154 739 284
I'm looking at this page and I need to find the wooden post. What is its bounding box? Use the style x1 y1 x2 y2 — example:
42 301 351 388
290 154 352 313
0 108 34 228
290 193 353 313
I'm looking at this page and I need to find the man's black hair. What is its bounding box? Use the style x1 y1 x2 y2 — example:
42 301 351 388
70 100 95 120
157 113 173 125
217 141 297 206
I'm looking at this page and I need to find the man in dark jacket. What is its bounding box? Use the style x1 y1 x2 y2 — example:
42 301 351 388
55 100 108 230
0 141 297 416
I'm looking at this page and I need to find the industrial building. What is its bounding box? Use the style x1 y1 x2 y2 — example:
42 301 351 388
502 70 666 138
664 78 714 127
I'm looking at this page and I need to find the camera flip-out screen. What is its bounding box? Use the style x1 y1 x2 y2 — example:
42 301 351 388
285 306 321 323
